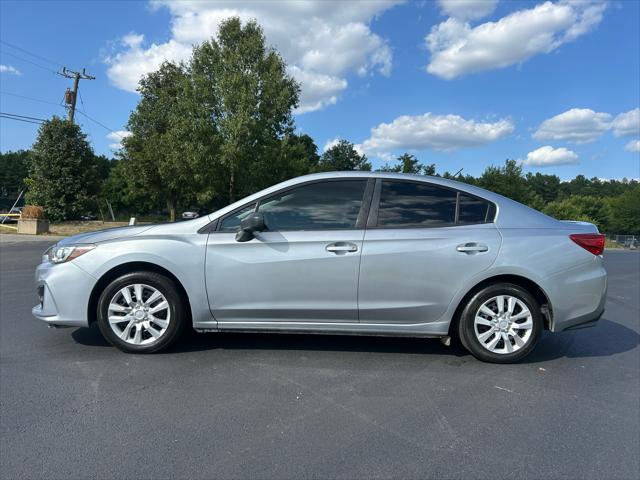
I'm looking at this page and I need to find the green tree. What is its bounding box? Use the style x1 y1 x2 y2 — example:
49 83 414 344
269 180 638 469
25 117 99 221
378 153 435 175
559 175 639 199
441 170 476 184
190 17 300 204
477 159 537 206
285 133 320 169
607 186 640 234
99 158 162 219
123 61 217 221
0 150 30 208
542 195 611 231
94 154 113 182
253 133 319 190
317 140 371 171
525 172 561 203
423 163 437 176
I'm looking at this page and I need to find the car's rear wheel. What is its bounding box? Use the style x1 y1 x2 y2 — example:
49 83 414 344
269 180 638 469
97 271 186 353
458 283 543 363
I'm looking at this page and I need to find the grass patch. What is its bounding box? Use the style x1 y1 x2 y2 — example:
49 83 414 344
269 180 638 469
605 239 624 249
0 224 18 234
47 221 137 236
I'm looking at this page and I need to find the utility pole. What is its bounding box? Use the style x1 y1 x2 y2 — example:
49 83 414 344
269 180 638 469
58 67 95 123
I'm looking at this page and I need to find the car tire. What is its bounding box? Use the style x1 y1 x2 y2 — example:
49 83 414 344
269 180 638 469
458 283 543 364
97 271 187 353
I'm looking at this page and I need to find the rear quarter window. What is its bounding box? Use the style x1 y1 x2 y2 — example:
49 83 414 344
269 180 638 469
457 193 496 224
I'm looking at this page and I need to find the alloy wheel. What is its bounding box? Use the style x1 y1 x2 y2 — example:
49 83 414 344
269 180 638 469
473 295 534 354
107 283 171 345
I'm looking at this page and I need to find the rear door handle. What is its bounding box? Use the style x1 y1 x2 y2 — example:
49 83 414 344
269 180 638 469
456 243 489 254
326 242 358 254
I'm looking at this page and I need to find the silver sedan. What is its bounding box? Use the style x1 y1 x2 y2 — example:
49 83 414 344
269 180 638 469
32 172 607 363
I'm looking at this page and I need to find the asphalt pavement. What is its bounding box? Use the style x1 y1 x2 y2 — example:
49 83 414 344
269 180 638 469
1 239 638 480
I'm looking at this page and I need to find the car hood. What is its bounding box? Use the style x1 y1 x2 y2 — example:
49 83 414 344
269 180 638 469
57 225 155 246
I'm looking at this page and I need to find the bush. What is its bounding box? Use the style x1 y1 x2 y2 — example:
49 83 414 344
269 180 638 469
21 205 45 219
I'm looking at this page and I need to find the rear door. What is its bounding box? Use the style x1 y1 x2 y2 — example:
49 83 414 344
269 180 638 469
358 179 501 324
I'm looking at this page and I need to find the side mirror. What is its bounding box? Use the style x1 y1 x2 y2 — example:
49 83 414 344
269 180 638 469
235 212 266 242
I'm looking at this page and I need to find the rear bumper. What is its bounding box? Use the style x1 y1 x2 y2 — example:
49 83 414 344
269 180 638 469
547 258 607 332
557 301 605 331
32 260 96 327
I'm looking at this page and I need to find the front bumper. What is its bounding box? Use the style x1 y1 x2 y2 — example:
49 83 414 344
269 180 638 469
32 260 97 327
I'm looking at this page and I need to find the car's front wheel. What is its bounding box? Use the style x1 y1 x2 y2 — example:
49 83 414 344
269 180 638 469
96 271 187 353
457 283 543 363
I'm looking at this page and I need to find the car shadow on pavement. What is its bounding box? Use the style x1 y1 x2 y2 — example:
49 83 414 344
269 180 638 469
71 323 468 357
71 318 638 362
524 318 639 363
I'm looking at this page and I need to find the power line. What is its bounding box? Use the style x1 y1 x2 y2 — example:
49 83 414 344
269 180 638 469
0 90 63 107
0 50 58 74
0 40 62 68
74 109 122 136
1 90 122 136
0 112 47 122
0 113 45 125
77 90 93 141
0 116 42 125
78 90 87 112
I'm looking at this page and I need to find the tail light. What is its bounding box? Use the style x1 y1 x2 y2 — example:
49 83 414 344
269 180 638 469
570 233 605 256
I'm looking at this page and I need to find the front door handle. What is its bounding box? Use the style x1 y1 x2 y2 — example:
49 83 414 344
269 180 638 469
326 242 358 254
456 242 489 254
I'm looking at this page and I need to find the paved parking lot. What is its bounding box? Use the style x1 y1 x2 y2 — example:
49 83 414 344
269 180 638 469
1 238 638 480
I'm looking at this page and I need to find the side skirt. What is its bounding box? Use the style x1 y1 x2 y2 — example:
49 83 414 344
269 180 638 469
195 320 450 337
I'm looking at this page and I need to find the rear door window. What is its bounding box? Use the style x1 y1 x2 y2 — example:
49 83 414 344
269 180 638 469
376 181 457 228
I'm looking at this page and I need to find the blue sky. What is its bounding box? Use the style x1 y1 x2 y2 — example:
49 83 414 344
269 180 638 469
1 0 638 180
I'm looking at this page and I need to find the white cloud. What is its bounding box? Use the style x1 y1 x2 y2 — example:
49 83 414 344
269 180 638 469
426 1 608 79
288 67 347 114
104 1 400 113
437 0 498 20
522 145 579 166
0 64 21 75
359 113 514 155
103 37 193 93
533 108 612 143
625 139 640 153
323 137 341 152
107 130 132 150
612 108 640 137
122 33 145 48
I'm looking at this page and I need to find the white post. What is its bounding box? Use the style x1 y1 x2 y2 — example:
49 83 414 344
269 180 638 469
129 217 136 226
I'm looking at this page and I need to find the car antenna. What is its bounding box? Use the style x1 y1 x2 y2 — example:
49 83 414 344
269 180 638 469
453 168 464 178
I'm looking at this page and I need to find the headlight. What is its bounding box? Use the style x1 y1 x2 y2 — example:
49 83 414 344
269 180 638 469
45 244 96 264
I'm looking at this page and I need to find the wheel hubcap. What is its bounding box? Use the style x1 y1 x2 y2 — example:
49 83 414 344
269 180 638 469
473 295 533 354
107 284 171 345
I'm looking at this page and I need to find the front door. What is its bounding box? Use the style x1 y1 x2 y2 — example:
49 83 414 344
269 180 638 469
205 179 371 324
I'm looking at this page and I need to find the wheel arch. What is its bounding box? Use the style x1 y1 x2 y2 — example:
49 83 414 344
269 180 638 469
449 274 552 335
87 261 193 326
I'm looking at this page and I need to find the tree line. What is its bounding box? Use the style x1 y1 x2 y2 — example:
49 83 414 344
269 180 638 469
1 18 638 234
